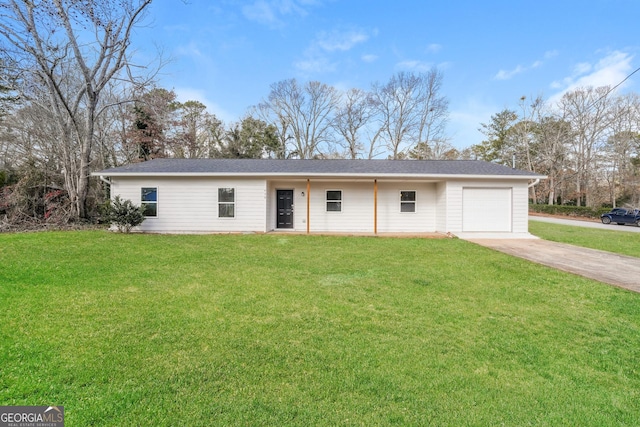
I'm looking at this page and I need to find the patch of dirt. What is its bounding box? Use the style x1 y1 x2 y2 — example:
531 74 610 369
0 218 106 233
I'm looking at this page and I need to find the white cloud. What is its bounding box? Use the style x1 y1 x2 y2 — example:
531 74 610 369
174 41 204 59
316 29 369 52
242 0 318 28
494 52 556 80
294 56 336 74
573 62 593 76
495 65 525 80
549 50 635 104
437 61 453 71
295 27 372 74
426 43 442 54
242 0 279 26
174 87 235 122
395 60 433 72
361 54 378 63
544 50 559 59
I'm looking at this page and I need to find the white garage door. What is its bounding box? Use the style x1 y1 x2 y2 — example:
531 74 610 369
462 188 512 232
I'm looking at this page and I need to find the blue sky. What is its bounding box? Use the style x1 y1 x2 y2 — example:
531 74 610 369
132 0 639 150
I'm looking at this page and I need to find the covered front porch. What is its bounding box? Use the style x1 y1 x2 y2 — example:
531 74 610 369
266 178 441 235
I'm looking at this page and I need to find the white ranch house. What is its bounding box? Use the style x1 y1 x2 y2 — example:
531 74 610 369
93 159 544 237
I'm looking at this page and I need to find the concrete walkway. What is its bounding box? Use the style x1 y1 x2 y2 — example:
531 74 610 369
466 237 640 293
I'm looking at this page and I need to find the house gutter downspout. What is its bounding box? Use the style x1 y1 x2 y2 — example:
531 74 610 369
99 175 111 186
528 178 540 188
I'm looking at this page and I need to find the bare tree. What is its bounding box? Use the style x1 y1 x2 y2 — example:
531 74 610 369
510 96 547 202
557 86 613 207
332 88 376 159
0 0 153 218
371 69 449 159
203 115 226 158
534 112 571 205
252 102 288 159
415 68 449 158
371 72 420 159
603 93 640 207
92 81 144 170
259 79 339 159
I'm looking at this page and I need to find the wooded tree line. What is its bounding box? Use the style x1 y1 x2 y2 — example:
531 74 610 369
0 0 452 226
0 1 638 229
0 64 452 224
472 89 640 209
0 0 155 224
253 71 450 160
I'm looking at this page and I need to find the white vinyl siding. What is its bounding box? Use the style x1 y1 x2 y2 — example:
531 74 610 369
112 177 266 233
441 180 528 234
435 182 447 232
110 176 531 235
309 182 374 233
376 182 436 233
511 183 530 233
267 181 307 231
267 181 436 233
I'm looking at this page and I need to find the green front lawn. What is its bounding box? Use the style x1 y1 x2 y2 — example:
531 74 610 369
1 232 639 426
529 220 640 258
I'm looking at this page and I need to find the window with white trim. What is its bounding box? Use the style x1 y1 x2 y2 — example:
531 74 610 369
141 187 158 217
326 190 342 212
400 190 416 212
218 188 235 218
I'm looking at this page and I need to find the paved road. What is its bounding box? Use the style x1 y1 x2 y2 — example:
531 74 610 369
530 215 640 233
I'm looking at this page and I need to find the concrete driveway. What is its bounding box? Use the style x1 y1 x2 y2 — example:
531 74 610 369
466 237 640 293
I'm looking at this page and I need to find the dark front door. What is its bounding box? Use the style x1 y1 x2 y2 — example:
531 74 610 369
277 190 294 229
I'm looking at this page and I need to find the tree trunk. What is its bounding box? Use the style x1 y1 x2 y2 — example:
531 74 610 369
77 108 95 218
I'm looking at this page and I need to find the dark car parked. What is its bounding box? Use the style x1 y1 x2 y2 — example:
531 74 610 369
600 208 640 226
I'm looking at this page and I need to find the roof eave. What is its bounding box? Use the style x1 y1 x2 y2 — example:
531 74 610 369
92 171 545 180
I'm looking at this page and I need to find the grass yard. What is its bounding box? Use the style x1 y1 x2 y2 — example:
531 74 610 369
1 231 639 426
529 220 640 258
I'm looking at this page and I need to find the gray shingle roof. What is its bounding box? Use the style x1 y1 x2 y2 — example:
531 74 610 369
94 158 544 178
